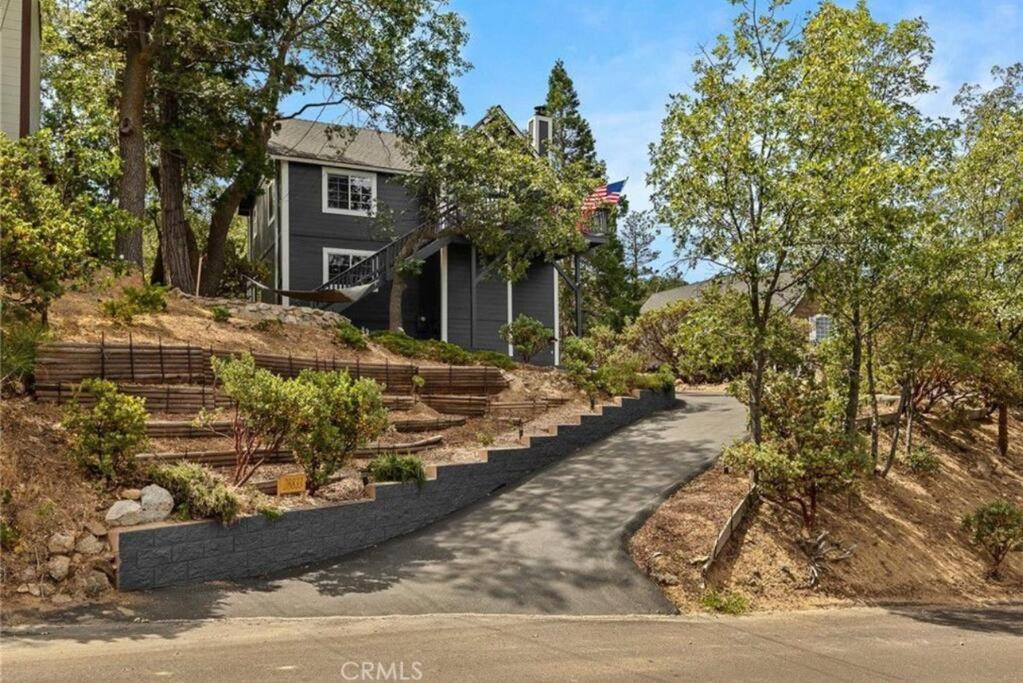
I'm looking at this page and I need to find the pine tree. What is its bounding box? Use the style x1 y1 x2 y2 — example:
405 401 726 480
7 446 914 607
545 59 605 179
620 210 660 280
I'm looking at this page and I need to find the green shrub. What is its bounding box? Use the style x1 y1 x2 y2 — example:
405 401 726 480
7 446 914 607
210 305 231 323
63 379 148 483
255 318 284 333
701 589 749 614
151 462 241 524
476 429 495 446
499 314 553 363
289 368 389 492
634 364 677 392
962 499 1023 577
0 318 48 388
368 453 427 488
411 373 426 395
102 283 168 323
333 319 368 350
257 502 284 521
369 330 514 369
904 445 941 475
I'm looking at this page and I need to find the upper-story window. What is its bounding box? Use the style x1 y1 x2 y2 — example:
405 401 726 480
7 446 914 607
322 167 376 216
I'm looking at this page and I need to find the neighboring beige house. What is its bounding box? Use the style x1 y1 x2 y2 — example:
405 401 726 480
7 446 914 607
1 0 41 139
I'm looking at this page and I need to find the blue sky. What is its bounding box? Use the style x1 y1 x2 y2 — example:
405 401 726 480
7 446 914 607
448 0 1023 281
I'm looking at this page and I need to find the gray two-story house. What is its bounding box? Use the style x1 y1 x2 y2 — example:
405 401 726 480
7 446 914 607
246 106 598 366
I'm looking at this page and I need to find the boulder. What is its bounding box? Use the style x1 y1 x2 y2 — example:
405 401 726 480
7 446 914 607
139 484 174 523
47 531 75 555
75 532 105 555
82 570 111 596
16 583 30 594
120 488 142 501
84 520 108 537
106 499 143 527
26 583 41 597
20 566 38 582
47 555 71 582
51 593 73 605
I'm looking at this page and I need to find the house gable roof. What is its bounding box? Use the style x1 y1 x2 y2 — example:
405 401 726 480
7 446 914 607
640 272 807 314
268 119 414 173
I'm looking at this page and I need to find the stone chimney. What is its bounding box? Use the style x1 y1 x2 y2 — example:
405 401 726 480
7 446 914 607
526 105 552 158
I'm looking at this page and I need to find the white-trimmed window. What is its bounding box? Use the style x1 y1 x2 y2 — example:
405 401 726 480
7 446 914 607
322 167 376 216
323 247 374 282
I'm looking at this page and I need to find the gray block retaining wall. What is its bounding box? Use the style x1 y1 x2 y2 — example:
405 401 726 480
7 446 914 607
112 388 676 590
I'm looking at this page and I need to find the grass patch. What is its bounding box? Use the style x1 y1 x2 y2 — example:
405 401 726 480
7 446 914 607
210 305 231 323
102 284 168 323
333 319 368 350
701 589 749 615
367 453 427 488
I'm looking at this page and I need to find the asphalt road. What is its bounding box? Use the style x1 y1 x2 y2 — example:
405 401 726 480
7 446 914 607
21 393 746 622
4 607 1022 682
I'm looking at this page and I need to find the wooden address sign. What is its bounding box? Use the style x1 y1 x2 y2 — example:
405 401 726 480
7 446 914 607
276 473 307 496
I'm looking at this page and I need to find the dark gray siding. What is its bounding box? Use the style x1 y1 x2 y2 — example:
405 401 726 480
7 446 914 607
512 261 556 365
286 161 420 293
446 245 508 356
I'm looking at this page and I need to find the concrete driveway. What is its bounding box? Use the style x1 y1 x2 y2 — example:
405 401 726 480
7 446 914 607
34 393 747 621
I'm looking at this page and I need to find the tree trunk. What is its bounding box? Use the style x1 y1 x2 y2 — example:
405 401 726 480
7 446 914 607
749 349 766 445
880 382 909 478
843 304 863 436
158 88 199 293
200 179 250 296
150 242 165 285
115 11 153 269
389 274 407 332
997 402 1009 458
866 332 879 467
904 379 916 455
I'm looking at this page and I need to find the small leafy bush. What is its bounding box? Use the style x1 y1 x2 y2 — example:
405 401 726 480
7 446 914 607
476 429 495 446
701 589 749 614
333 319 368 350
255 318 284 333
151 462 241 524
368 453 427 488
470 349 516 370
210 305 231 323
634 364 677 392
289 368 389 492
904 445 941 475
962 499 1023 577
499 314 553 363
63 379 148 483
0 317 48 389
102 283 168 322
257 502 284 521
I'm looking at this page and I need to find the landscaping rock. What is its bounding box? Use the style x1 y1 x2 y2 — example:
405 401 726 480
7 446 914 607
86 556 116 580
51 593 73 605
120 488 142 501
47 555 71 582
106 499 143 527
16 583 30 594
39 581 57 597
651 571 680 586
75 532 105 555
139 484 174 523
82 570 111 596
84 520 108 537
20 566 38 582
47 531 76 555
26 583 41 597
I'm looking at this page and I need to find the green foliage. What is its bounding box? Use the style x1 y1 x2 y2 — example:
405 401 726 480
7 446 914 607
672 287 807 384
476 429 496 447
210 306 231 323
0 489 18 551
369 331 514 369
903 446 941 475
151 462 241 524
0 317 48 389
411 374 426 395
701 589 749 615
724 370 867 530
255 318 284 334
102 284 168 323
634 364 677 392
333 319 368 350
256 502 284 521
961 500 1023 576
288 368 389 492
499 314 554 363
622 298 694 372
0 133 131 316
63 379 148 484
560 331 663 397
368 453 427 488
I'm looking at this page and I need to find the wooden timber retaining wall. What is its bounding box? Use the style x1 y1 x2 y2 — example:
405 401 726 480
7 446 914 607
111 388 677 590
34 341 509 395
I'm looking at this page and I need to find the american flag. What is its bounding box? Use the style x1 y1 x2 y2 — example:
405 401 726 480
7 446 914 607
581 179 626 210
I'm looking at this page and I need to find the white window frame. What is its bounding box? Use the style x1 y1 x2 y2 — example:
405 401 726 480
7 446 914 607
321 166 377 217
323 247 375 283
